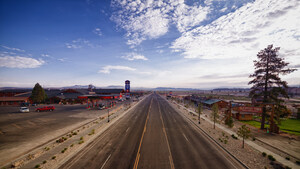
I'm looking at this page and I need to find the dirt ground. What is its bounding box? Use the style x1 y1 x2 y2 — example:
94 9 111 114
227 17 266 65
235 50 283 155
0 102 127 166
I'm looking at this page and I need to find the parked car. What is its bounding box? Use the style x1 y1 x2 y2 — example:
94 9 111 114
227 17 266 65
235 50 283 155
98 104 106 110
36 106 55 112
19 107 30 113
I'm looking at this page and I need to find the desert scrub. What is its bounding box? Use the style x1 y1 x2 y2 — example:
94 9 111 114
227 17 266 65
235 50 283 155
56 137 67 143
285 157 290 160
70 144 74 147
78 140 84 144
43 160 47 164
231 134 238 139
267 155 276 161
61 148 68 153
35 164 40 168
88 129 95 136
52 156 56 160
44 147 50 151
80 136 84 140
262 152 267 157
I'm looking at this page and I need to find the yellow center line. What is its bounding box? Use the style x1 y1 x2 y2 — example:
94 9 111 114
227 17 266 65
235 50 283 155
133 98 153 169
158 98 175 169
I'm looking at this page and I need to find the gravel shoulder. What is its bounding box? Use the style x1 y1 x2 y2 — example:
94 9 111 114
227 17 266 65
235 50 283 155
169 100 295 169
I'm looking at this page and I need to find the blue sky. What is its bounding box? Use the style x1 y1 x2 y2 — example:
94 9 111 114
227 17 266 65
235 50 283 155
0 0 299 89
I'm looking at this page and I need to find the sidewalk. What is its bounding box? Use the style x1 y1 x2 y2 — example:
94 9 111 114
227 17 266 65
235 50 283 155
174 101 300 169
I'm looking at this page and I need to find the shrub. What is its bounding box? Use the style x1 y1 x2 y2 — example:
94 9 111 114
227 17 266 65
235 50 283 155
268 155 276 161
43 160 47 164
285 157 290 160
262 152 267 157
52 156 56 160
88 129 95 136
70 144 74 147
296 160 300 165
80 136 84 140
35 164 40 168
78 140 84 144
44 147 50 151
252 137 256 141
231 134 238 139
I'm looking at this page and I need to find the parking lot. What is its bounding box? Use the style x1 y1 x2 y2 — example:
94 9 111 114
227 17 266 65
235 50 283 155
0 102 126 166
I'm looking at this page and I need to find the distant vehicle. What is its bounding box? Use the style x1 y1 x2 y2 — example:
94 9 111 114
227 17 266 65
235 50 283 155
36 106 55 112
20 102 29 107
19 107 29 113
98 104 106 110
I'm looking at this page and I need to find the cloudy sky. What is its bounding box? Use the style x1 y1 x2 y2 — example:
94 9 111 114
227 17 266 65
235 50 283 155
0 0 299 89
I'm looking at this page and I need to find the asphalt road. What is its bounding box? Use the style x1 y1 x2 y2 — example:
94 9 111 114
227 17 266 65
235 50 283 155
59 94 242 169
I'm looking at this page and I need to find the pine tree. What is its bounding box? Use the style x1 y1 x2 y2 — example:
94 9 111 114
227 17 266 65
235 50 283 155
31 83 47 104
249 45 296 129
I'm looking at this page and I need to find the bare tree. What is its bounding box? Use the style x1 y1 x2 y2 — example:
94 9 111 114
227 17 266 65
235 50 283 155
198 103 202 124
211 104 219 129
249 45 296 129
237 125 251 148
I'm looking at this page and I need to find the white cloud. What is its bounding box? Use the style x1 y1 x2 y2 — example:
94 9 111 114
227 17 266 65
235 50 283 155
111 0 209 47
0 45 25 52
121 53 148 61
41 54 51 57
98 65 136 74
93 28 102 36
65 39 94 49
171 0 300 60
0 56 44 68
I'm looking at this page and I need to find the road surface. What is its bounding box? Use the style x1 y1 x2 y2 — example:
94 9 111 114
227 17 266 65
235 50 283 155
59 94 242 169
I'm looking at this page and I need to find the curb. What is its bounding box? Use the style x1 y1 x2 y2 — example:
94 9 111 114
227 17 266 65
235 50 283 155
166 99 249 169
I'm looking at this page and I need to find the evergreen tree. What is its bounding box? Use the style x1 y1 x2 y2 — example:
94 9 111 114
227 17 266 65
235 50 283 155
211 104 219 129
237 125 251 148
249 45 296 129
30 83 47 104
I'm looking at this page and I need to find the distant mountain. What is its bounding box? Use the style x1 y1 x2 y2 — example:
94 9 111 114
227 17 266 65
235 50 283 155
103 85 124 89
213 88 250 91
154 87 199 91
0 87 32 91
60 85 89 89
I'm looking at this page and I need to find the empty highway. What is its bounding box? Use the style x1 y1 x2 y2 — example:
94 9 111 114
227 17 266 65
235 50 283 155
59 94 243 169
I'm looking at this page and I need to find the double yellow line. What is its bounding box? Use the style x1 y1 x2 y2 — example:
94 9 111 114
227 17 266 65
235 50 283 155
133 98 152 169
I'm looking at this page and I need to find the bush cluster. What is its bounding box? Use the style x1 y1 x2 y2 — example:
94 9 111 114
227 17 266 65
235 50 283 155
231 134 238 139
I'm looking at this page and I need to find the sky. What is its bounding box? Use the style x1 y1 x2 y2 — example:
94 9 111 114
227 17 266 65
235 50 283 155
0 0 299 89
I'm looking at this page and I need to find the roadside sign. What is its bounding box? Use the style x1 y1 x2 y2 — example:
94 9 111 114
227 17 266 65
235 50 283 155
239 106 262 113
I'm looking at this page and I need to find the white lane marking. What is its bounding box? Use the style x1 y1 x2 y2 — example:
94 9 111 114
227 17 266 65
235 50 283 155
100 154 111 169
182 133 189 142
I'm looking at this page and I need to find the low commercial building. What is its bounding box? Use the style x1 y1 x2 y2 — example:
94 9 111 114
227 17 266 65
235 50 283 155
0 97 30 106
